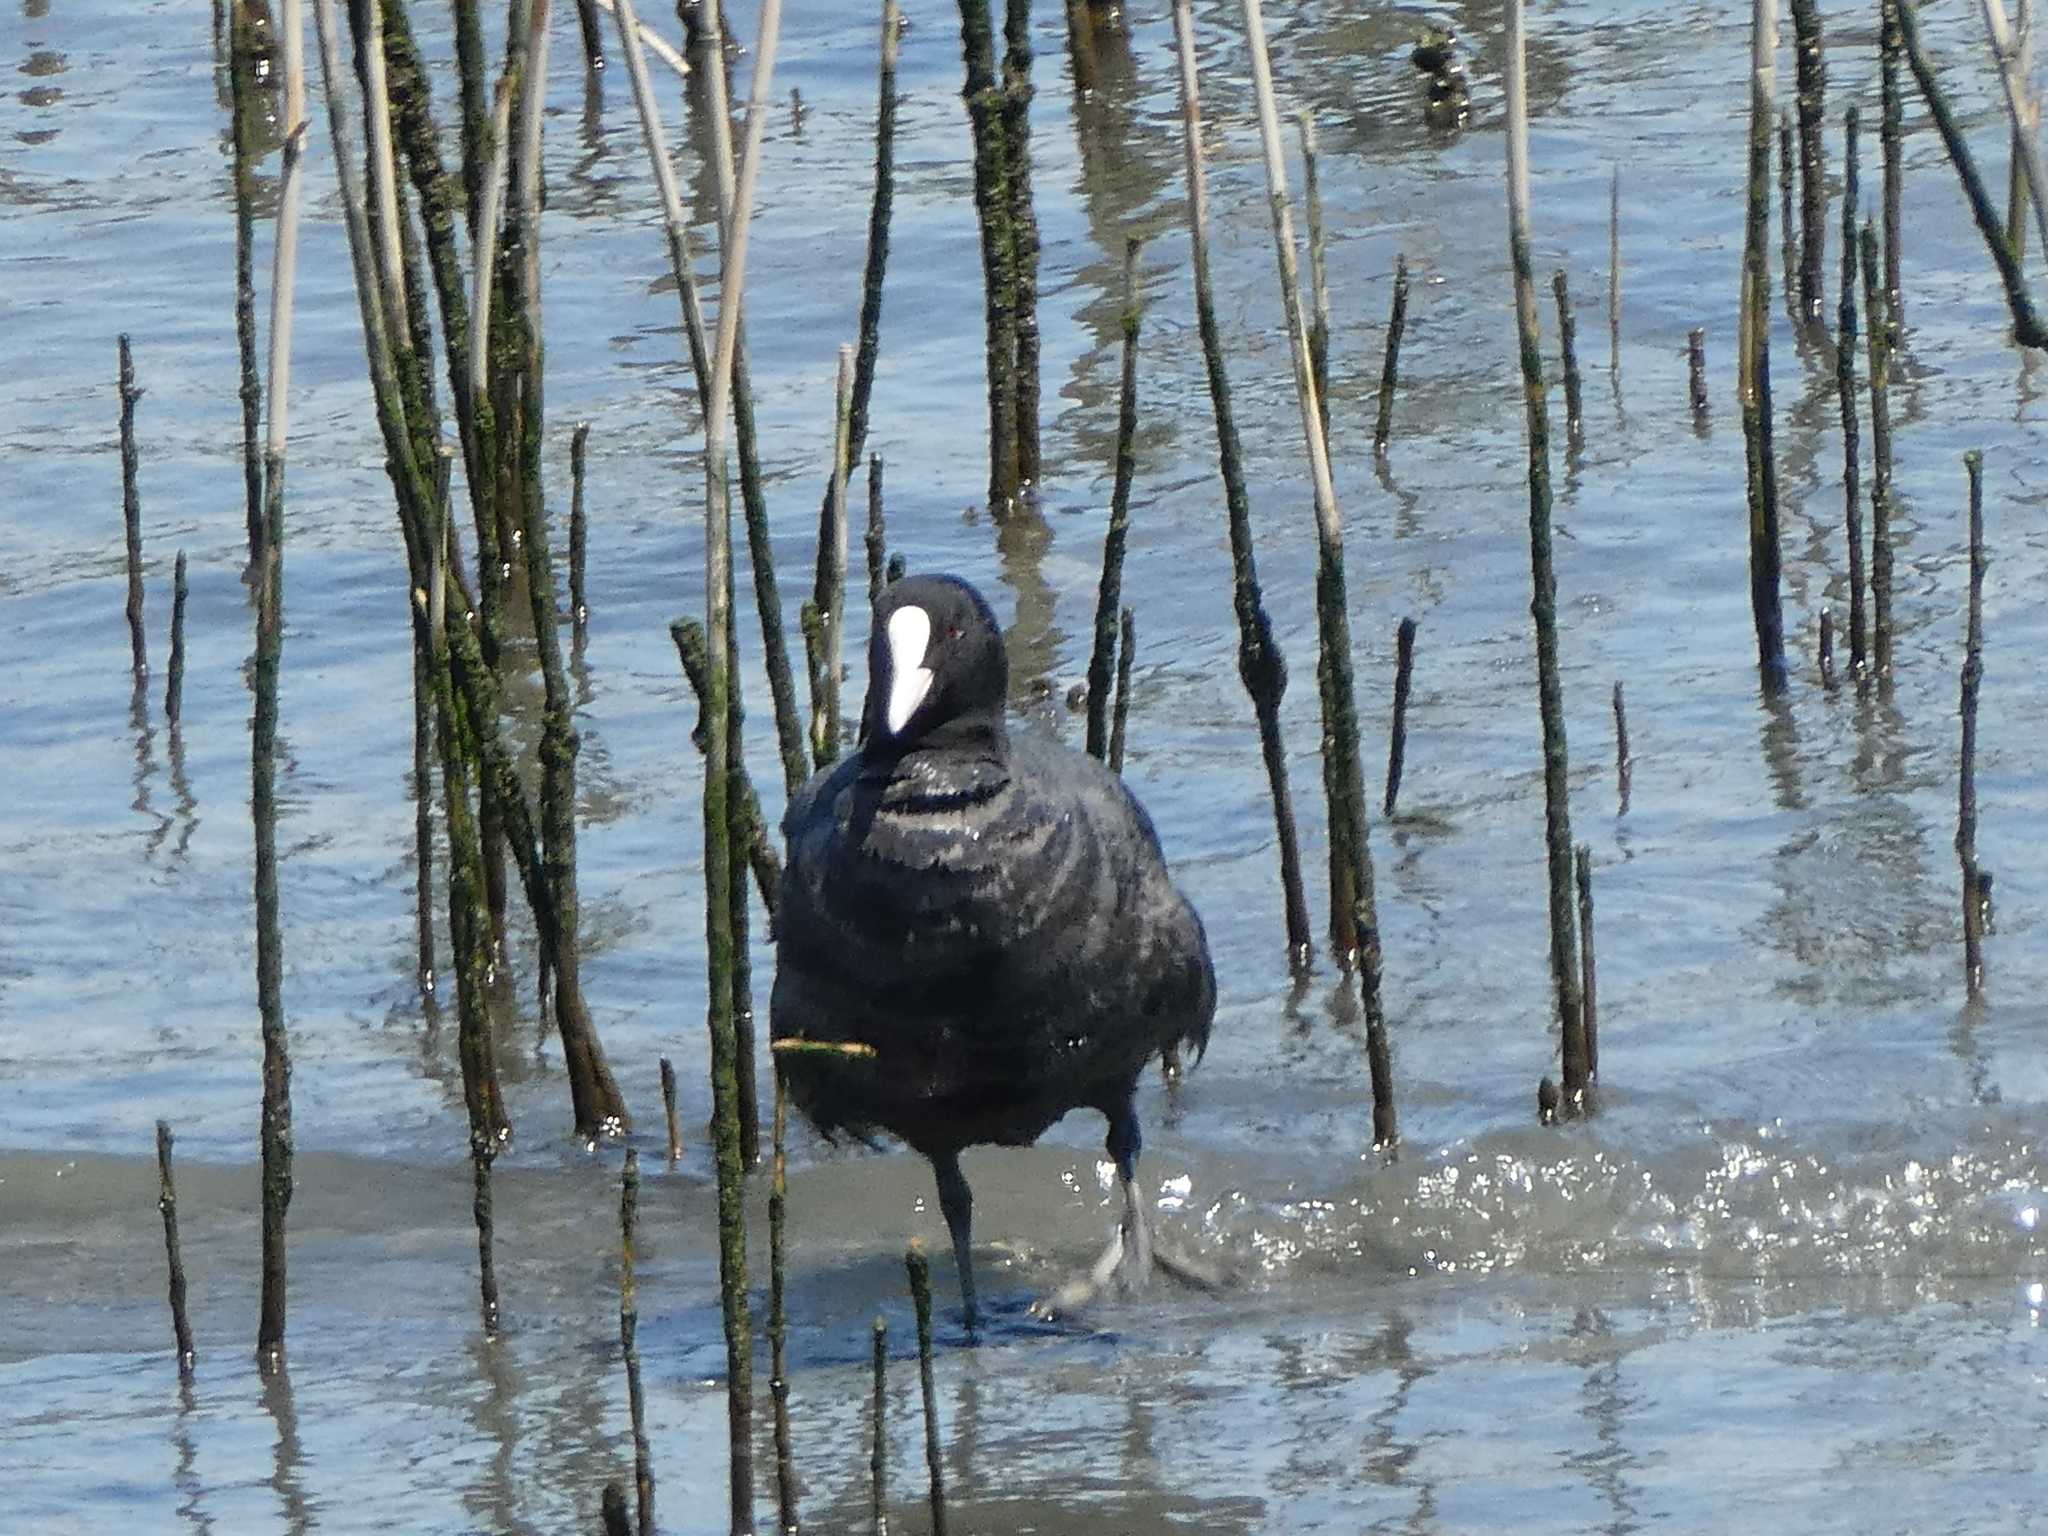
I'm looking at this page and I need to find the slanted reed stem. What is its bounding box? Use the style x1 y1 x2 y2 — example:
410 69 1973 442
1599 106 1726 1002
119 336 147 676
1959 450 1987 992
813 344 856 767
906 1247 948 1536
1739 0 1789 693
1839 108 1868 680
2002 0 2040 258
1374 255 1409 457
1169 0 1313 968
1612 680 1631 813
1087 238 1141 763
1109 607 1135 776
1298 114 1332 443
673 619 784 914
1384 617 1417 819
1505 0 1587 1117
661 1056 681 1165
156 1119 196 1375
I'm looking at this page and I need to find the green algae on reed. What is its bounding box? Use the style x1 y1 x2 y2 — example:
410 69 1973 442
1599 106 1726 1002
1505 0 1587 1118
1086 238 1141 764
1167 0 1312 970
770 1072 800 1535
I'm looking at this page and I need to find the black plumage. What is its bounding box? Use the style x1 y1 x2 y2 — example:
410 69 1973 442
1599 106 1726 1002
772 574 1214 1327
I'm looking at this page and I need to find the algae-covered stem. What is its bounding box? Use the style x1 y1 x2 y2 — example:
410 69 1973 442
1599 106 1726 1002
702 0 783 1521
1838 108 1867 680
660 1057 682 1165
1777 115 1798 312
1298 114 1333 444
254 0 305 1373
1612 680 1631 813
906 1248 948 1536
227 0 265 561
1574 844 1597 1082
956 0 1021 517
1959 451 1987 993
1895 0 2048 346
1504 0 1588 1116
813 344 856 767
1001 0 1044 493
1553 271 1583 449
1788 0 1826 322
1880 0 1905 333
1686 328 1708 419
155 1119 195 1375
1374 255 1409 457
166 551 188 727
1859 223 1897 681
1819 608 1837 688
1978 0 2048 265
769 1073 799 1534
1167 0 1312 968
620 1150 655 1536
866 455 887 613
1384 617 1417 819
571 422 591 629
1239 0 1380 978
1109 607 1135 776
1086 237 1142 763
869 1317 888 1536
118 336 148 676
672 619 784 914
1738 0 1788 693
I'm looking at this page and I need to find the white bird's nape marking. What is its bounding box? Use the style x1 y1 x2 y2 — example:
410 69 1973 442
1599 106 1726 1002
885 604 935 734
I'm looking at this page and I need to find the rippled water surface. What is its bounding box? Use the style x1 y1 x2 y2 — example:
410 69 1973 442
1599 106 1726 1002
6 0 2048 1529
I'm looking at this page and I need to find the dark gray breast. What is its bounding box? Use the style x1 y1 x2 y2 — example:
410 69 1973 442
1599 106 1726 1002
771 731 1214 1155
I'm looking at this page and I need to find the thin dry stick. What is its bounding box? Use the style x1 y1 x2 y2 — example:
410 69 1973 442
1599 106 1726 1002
620 1150 655 1536
1959 450 1986 993
1861 222 1897 680
1979 0 2048 259
1506 0 1587 1116
466 61 518 427
1167 0 1312 968
1739 0 1789 693
813 344 856 767
1298 113 1332 443
254 0 306 1374
1086 237 1141 763
1840 107 1868 680
1574 844 1597 1082
1373 255 1409 457
1612 680 1631 813
869 1317 888 1536
165 551 189 726
1108 607 1135 776
358 0 408 328
119 335 147 676
156 1119 196 1375
769 1072 798 1534
660 1056 682 1165
702 1 783 1525
1384 617 1417 819
906 1247 948 1536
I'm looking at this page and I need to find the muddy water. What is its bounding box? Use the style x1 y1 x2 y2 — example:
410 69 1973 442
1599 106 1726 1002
6 0 2048 1529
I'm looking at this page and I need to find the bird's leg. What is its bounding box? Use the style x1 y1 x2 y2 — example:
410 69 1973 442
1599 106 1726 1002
932 1150 980 1334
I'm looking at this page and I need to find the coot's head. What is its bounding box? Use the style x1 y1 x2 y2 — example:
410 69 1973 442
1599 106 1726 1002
863 574 1008 753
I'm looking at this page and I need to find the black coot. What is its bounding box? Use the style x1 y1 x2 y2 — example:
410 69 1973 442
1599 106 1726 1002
772 573 1215 1327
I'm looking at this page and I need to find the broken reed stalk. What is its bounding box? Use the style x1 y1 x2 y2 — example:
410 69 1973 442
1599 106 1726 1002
906 1247 948 1536
1778 115 1799 309
1384 617 1417 819
1959 450 1986 993
2003 0 2039 258
1002 0 1044 493
1739 0 1789 694
1608 169 1621 376
870 1317 888 1535
1896 0 2048 346
1552 272 1583 449
1860 223 1897 681
1612 680 1631 812
1086 237 1141 763
660 1056 681 1165
620 1151 655 1536
700 1 783 1523
1240 3 1375 969
956 0 1021 517
1819 608 1837 688
1686 328 1708 419
1168 0 1313 969
254 0 306 1374
1789 0 1826 322
1298 114 1332 443
156 1119 196 1375
166 551 189 726
1109 607 1135 776
1373 255 1409 457
1839 108 1868 681
769 1072 798 1535
672 620 783 915
228 0 265 561
1574 845 1597 1082
1505 0 1588 1117
1881 0 1905 333
866 454 887 612
571 422 591 629
574 0 605 69
1979 0 2048 264
119 336 148 676
601 1484 633 1536
812 344 857 767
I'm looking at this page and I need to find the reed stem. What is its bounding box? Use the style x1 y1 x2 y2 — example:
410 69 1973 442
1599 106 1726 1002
1552 271 1583 449
1608 169 1621 377
1109 607 1135 776
156 1119 196 1375
1002 0 1043 490
1739 0 1788 693
2003 0 2039 258
119 336 148 677
1839 107 1868 681
620 1150 655 1536
673 619 784 914
1860 222 1897 681
1789 0 1827 322
1574 844 1597 1082
572 422 591 629
1612 680 1631 814
1384 617 1417 819
1087 238 1141 763
1959 451 1986 993
1687 327 1708 420
1298 114 1332 444
865 455 887 613
957 0 1021 516
1169 0 1312 968
166 551 189 726
661 1056 682 1165
906 1247 948 1536
847 0 902 491
1881 0 1905 334
813 344 856 767
1373 255 1409 457
769 1071 798 1534
228 0 266 562
870 1317 888 1536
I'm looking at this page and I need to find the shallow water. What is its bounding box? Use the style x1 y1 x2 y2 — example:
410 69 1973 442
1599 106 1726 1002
6 0 2048 1529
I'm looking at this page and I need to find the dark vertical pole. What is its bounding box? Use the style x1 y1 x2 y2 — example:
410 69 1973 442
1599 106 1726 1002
906 1248 947 1536
869 1318 889 1536
1740 0 1788 693
1574 845 1597 1082
1612 680 1631 814
1839 107 1867 681
1384 617 1417 819
571 421 591 630
1959 450 1986 993
1553 271 1583 449
1860 222 1896 682
1789 0 1827 321
1087 238 1141 763
156 1119 196 1375
166 551 189 726
120 336 148 677
1374 256 1409 457
621 1150 655 1536
1687 328 1709 420
1880 0 1905 335
1001 0 1042 490
661 1056 682 1166
769 1073 798 1533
